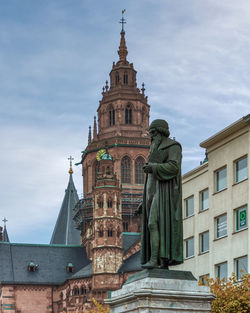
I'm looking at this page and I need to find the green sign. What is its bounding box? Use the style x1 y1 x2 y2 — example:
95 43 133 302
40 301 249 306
240 210 247 227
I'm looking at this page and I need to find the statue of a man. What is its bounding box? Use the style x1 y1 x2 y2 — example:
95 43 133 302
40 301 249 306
136 119 183 269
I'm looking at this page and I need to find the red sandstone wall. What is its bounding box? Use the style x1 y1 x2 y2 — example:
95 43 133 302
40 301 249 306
14 286 52 313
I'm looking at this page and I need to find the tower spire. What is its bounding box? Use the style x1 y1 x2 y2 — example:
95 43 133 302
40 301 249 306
68 156 74 174
118 10 128 62
2 217 10 242
88 125 92 144
93 116 97 140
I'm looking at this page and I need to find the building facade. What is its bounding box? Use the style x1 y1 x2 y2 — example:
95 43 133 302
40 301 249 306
177 115 249 282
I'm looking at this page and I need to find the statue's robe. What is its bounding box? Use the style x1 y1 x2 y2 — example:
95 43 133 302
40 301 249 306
141 136 183 265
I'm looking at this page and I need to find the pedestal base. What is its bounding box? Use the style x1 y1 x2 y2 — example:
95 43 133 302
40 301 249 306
106 269 214 313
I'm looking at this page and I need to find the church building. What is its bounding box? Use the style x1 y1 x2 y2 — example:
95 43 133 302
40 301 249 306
0 21 150 313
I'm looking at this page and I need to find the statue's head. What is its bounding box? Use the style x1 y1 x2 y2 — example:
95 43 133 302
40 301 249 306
149 119 170 139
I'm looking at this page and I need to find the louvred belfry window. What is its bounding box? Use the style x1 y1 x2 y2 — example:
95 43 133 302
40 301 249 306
115 72 119 85
121 156 131 184
123 72 128 85
125 104 132 124
135 157 145 184
109 107 115 126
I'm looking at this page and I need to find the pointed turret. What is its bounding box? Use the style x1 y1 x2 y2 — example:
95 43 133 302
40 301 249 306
3 225 10 242
93 116 97 140
1 218 10 242
50 158 81 245
118 30 128 62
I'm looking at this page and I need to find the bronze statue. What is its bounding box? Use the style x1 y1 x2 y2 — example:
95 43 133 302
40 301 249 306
136 119 183 269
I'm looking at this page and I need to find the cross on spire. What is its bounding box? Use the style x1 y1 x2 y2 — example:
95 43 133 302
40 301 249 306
2 217 8 227
68 156 74 174
120 9 126 32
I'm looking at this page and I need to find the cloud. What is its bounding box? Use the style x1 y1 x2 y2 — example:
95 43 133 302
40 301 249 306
0 0 249 243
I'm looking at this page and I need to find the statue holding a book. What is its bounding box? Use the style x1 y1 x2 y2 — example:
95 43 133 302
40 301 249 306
136 119 183 269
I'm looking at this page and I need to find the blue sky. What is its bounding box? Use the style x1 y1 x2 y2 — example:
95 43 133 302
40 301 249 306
0 0 249 244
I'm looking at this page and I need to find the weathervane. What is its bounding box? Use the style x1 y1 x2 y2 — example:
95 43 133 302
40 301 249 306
120 9 126 32
68 156 74 174
2 217 8 227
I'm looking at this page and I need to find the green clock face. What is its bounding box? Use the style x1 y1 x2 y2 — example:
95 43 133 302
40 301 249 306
96 149 106 161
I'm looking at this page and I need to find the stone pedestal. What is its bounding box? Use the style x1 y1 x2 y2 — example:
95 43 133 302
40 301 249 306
106 269 214 313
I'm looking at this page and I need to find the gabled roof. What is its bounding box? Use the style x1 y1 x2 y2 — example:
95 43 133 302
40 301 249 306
0 242 89 285
50 173 81 245
2 226 10 242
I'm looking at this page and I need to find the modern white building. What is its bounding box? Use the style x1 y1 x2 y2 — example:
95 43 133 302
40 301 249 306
176 114 249 282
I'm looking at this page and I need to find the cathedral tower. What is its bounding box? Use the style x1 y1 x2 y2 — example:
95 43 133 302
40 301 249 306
74 16 150 248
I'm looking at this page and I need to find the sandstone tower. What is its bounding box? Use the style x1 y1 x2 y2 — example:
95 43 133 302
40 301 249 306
73 19 150 292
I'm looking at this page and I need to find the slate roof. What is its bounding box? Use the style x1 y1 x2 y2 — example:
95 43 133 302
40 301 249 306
0 242 90 285
118 251 141 273
71 262 92 279
2 226 10 242
0 232 141 284
50 173 81 245
122 232 140 253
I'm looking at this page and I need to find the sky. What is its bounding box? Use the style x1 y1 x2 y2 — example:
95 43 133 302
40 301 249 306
0 0 249 244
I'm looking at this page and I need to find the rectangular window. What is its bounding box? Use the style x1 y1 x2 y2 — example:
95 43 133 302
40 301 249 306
216 214 227 239
199 274 210 285
185 196 194 217
216 262 228 281
185 237 194 258
235 156 248 183
235 206 247 231
235 256 248 280
215 167 227 192
200 231 209 253
200 188 209 211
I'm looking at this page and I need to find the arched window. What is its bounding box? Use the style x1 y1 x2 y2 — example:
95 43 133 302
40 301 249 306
121 156 131 184
125 104 132 124
123 222 128 232
81 286 87 295
107 198 112 208
108 227 113 237
98 225 104 237
109 106 115 126
135 157 145 184
117 226 121 238
142 107 146 123
115 72 119 86
106 166 111 175
123 72 128 85
73 286 79 296
94 161 100 181
98 200 103 208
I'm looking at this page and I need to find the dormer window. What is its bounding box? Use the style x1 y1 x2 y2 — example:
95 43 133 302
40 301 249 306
28 262 38 272
125 104 132 124
66 263 74 273
123 72 128 85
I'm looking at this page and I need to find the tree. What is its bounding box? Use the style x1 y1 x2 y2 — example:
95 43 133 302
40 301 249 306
85 298 110 313
199 273 250 313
